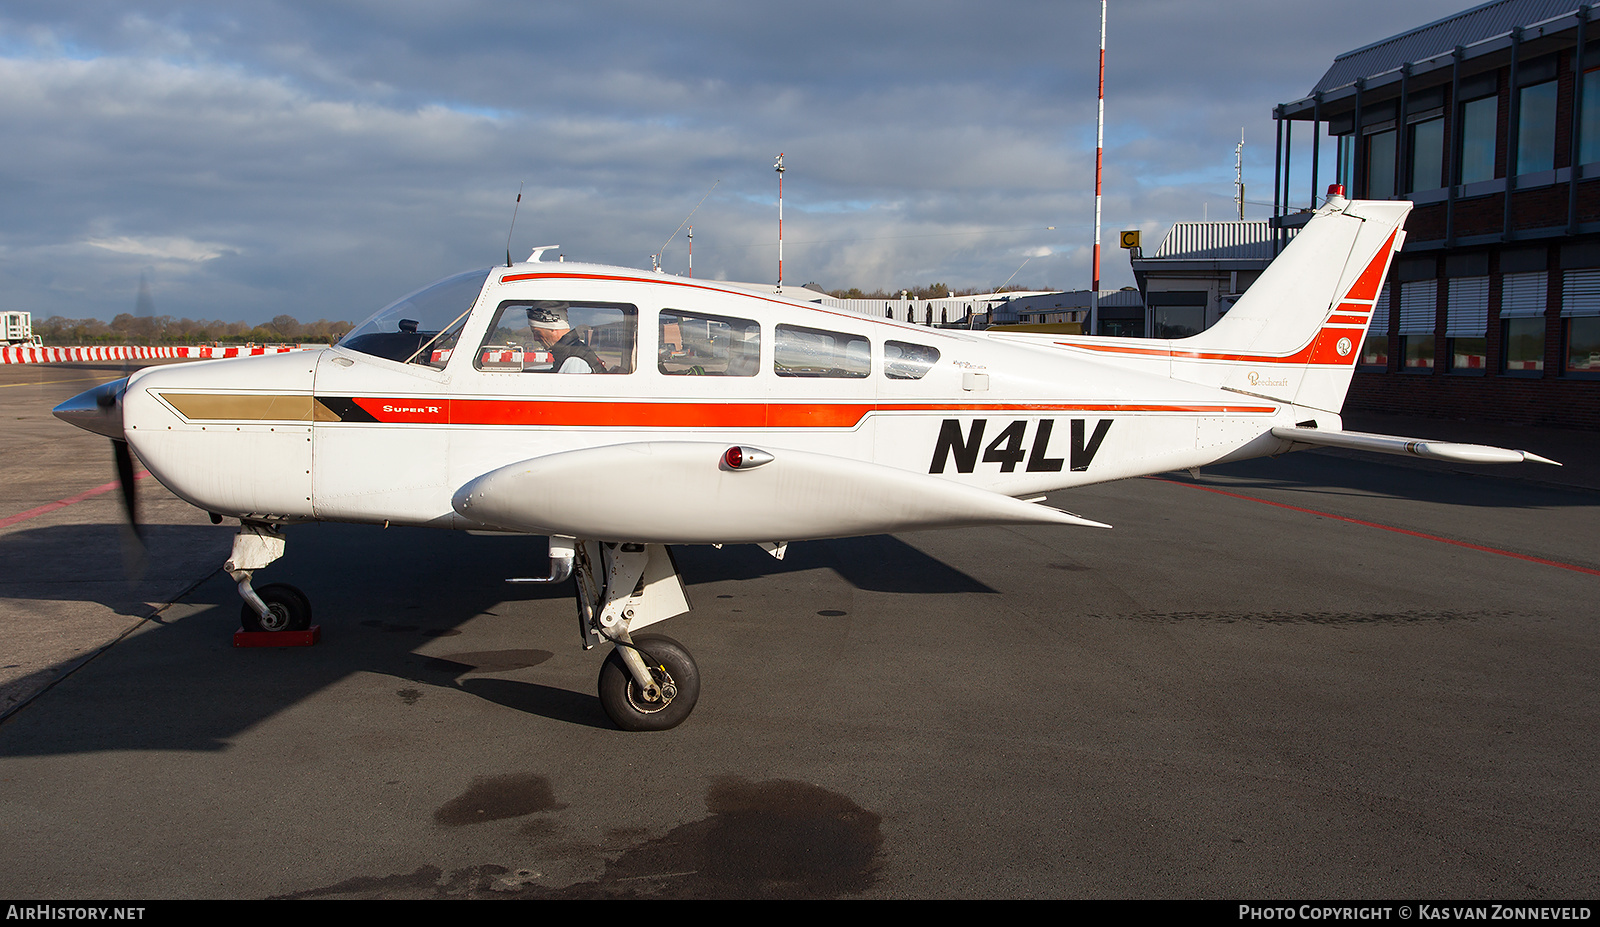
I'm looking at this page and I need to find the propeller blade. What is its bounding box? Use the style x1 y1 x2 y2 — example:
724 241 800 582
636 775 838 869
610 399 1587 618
111 438 147 579
112 439 139 533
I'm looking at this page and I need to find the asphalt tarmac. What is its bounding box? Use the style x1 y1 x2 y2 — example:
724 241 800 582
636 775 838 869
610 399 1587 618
1 360 1597 899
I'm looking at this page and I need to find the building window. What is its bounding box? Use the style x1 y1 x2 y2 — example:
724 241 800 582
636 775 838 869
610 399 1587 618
1335 133 1358 193
1517 80 1558 174
1409 116 1445 192
1500 271 1546 375
1148 291 1208 339
1152 305 1205 338
1403 335 1436 370
1567 317 1600 376
1361 283 1390 368
1581 69 1600 165
1446 276 1488 374
1562 269 1600 377
1459 95 1498 185
1399 280 1436 371
1504 318 1545 373
1366 129 1396 198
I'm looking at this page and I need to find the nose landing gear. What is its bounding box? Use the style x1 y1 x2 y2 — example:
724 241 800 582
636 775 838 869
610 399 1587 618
226 521 311 633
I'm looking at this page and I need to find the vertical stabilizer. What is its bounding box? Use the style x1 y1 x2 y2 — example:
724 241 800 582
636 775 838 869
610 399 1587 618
1167 196 1411 413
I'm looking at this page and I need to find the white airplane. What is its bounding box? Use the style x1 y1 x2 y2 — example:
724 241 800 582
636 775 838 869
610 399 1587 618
54 191 1558 730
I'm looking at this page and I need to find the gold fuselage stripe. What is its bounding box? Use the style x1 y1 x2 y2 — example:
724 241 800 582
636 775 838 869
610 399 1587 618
161 393 339 422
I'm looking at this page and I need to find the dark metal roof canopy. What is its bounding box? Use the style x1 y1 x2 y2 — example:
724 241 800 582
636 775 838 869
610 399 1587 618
1269 0 1600 254
1280 0 1587 119
1313 0 1577 94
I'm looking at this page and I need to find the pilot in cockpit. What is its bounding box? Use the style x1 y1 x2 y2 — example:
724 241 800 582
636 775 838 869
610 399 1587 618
526 301 605 373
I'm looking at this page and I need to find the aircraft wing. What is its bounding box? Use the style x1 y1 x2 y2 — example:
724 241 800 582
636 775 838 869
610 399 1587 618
452 441 1110 544
1271 426 1561 466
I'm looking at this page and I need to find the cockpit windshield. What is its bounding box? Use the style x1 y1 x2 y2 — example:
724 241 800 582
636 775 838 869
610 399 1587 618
339 268 492 368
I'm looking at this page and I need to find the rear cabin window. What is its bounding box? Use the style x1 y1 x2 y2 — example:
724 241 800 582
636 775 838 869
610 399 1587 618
774 324 870 378
884 341 939 379
659 309 761 376
475 300 636 373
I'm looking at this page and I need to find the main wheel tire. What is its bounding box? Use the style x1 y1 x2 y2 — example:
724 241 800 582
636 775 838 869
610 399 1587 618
241 583 312 633
598 634 700 731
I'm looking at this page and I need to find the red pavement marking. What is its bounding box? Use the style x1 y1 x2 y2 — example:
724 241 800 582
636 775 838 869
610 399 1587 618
0 471 151 530
1151 476 1600 577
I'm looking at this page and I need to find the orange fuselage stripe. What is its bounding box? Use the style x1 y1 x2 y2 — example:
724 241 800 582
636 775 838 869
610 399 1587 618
344 398 1280 427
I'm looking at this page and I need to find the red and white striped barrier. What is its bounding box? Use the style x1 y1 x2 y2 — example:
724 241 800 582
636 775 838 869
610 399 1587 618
477 349 554 367
1 344 310 364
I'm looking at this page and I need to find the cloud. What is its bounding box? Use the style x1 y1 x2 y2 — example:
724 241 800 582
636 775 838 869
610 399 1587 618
0 0 1475 322
84 235 233 262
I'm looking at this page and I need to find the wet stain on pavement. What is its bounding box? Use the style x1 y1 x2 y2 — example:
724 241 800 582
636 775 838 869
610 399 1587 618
282 776 883 899
591 776 883 898
434 773 564 826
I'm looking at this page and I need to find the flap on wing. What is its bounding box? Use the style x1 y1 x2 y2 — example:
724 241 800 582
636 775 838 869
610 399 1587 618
453 441 1110 544
1271 426 1561 466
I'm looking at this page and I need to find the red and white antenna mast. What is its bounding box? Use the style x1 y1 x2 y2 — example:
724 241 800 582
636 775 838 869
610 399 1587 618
1090 0 1106 335
775 152 785 293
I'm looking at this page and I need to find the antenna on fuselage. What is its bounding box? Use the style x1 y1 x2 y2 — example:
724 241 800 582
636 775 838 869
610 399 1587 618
658 179 719 274
505 181 524 267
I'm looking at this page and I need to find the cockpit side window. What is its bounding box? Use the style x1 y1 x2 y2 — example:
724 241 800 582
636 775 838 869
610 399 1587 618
340 268 492 369
884 340 940 379
659 309 760 376
773 324 870 378
474 300 637 373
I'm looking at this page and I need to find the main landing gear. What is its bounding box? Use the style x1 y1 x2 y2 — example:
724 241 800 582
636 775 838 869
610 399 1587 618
517 538 698 731
224 523 700 731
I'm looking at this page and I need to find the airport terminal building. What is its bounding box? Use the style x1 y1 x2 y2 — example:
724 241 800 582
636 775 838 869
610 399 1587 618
1273 0 1600 428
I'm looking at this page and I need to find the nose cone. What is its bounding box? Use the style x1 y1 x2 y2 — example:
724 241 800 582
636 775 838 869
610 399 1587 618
53 377 129 440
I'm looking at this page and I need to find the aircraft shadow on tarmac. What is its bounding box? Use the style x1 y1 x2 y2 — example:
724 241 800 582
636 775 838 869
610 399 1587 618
1182 451 1598 510
0 523 992 756
0 522 233 617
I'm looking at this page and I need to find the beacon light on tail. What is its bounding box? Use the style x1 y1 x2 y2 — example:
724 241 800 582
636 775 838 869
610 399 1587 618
56 196 1557 731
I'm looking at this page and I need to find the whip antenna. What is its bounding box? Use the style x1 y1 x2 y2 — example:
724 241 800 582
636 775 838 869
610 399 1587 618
659 179 719 270
505 182 524 267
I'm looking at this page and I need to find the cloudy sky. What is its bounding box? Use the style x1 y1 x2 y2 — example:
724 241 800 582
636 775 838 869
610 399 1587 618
1 0 1473 325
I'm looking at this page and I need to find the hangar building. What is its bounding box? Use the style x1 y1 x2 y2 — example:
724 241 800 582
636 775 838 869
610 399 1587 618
1273 0 1600 428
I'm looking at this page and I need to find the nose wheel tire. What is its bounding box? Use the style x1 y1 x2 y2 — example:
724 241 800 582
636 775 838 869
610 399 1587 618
240 582 312 633
598 634 700 731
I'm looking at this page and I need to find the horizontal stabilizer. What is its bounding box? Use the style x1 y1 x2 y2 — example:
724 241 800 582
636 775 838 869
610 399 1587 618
1271 427 1561 466
453 442 1111 544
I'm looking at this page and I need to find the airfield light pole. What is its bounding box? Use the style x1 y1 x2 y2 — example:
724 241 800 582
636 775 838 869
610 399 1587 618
1090 0 1106 336
775 153 785 293
1236 130 1246 220
688 226 693 278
